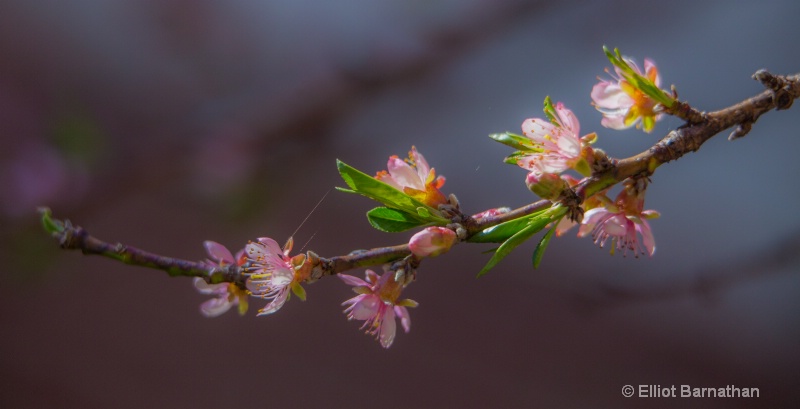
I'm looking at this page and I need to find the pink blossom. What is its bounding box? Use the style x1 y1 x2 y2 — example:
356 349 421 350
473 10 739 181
409 227 457 258
375 146 448 208
339 269 418 348
244 237 299 316
193 278 249 317
194 241 248 317
577 181 659 257
592 58 663 132
578 208 656 257
518 102 593 174
202 240 245 267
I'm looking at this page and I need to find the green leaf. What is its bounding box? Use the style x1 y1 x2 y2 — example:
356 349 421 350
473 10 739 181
532 227 556 269
503 151 529 165
543 96 558 125
476 223 541 277
336 160 448 224
335 186 356 194
489 132 535 151
468 214 539 243
504 150 542 165
603 46 674 108
367 207 427 232
291 281 307 301
468 205 563 244
473 205 568 276
38 207 64 234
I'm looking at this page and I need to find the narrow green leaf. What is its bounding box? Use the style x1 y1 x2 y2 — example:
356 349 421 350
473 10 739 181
476 223 541 277
39 207 64 234
532 227 556 269
602 46 673 108
367 207 427 232
489 132 535 151
468 216 535 244
291 282 307 301
335 186 356 194
471 205 567 276
468 206 557 244
543 96 558 125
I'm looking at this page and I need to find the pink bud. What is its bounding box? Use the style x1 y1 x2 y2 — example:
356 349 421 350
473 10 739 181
526 172 568 200
408 227 457 258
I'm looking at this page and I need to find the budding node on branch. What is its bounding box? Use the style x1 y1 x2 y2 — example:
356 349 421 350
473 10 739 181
753 69 795 111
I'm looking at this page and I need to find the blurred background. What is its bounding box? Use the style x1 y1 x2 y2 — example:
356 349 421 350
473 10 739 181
1 0 799 407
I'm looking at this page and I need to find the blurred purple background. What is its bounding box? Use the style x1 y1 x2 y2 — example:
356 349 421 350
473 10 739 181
2 1 799 408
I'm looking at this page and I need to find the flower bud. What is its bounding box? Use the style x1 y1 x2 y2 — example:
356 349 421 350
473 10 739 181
408 227 457 258
526 172 568 201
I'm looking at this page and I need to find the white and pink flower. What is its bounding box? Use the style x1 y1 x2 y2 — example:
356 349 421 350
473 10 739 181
577 180 659 257
375 146 447 208
339 269 418 348
592 57 663 133
245 237 300 316
193 241 249 317
518 102 594 175
578 208 656 257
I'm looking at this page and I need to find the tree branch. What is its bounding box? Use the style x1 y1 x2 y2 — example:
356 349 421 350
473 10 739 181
43 71 800 284
576 72 799 199
42 210 242 285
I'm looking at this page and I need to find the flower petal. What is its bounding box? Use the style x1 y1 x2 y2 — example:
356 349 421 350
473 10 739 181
521 118 557 142
255 237 284 257
338 274 369 288
637 219 656 256
555 217 576 237
554 102 580 136
592 82 633 110
379 306 397 348
535 157 570 174
256 288 289 316
395 305 411 333
644 59 660 86
349 294 381 320
365 269 380 285
556 133 581 158
204 241 235 264
200 297 233 318
600 112 631 130
387 156 424 190
194 277 224 295
410 146 430 182
603 214 630 237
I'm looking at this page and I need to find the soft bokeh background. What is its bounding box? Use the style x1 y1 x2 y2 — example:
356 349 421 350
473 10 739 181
2 1 799 408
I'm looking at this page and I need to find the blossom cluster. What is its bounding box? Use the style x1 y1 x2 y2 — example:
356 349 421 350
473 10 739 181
194 237 419 348
511 51 668 257
192 48 672 348
193 146 457 348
